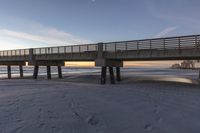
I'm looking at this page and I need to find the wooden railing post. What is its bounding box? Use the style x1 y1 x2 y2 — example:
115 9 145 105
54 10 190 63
195 35 198 49
115 43 117 56
137 41 139 55
150 40 152 56
71 46 73 53
178 37 181 53
125 42 128 57
29 48 34 62
163 39 166 50
125 42 128 51
150 40 152 49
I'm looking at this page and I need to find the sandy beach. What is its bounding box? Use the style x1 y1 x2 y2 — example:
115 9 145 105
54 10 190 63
0 68 200 133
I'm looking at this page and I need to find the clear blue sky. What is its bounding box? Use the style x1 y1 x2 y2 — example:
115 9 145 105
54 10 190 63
0 0 200 50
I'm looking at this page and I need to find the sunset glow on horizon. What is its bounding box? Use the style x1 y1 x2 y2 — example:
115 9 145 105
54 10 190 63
64 61 181 67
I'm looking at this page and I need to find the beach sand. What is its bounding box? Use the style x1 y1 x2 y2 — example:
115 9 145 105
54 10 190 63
0 68 200 133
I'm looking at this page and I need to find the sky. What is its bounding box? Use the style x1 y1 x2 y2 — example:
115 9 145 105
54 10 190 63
0 0 200 50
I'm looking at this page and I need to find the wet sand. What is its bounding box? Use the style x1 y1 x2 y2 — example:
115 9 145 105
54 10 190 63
0 69 200 133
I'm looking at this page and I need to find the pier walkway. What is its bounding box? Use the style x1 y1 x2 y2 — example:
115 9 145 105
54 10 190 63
1 34 200 84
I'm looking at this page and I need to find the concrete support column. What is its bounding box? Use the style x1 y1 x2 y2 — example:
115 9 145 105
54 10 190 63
199 70 200 79
116 67 121 81
7 65 11 79
101 67 107 84
19 65 23 78
47 66 51 79
33 66 39 79
58 66 62 79
109 67 115 84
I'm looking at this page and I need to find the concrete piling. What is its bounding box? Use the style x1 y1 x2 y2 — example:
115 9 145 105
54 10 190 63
19 65 23 78
33 66 39 79
58 66 62 78
109 67 115 84
101 67 107 84
47 66 51 79
199 70 200 79
7 65 11 79
116 67 121 81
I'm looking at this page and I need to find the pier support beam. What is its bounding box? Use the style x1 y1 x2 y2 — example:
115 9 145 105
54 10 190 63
109 67 115 84
47 66 51 79
101 67 107 84
116 67 121 81
95 43 123 85
58 66 62 79
7 65 11 79
33 66 39 79
19 65 23 78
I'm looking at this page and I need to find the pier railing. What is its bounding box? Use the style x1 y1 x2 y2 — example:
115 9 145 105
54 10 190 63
0 34 200 60
103 35 200 52
0 44 97 59
33 44 97 55
0 49 29 57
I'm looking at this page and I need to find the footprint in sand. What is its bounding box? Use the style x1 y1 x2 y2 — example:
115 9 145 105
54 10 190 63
68 100 75 108
153 105 160 114
16 119 22 123
61 93 67 99
38 123 45 128
38 108 42 113
156 117 163 123
15 99 20 102
144 124 153 131
11 126 23 132
7 102 15 106
153 105 164 123
37 115 41 119
86 114 99 126
37 108 43 119
51 126 57 131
